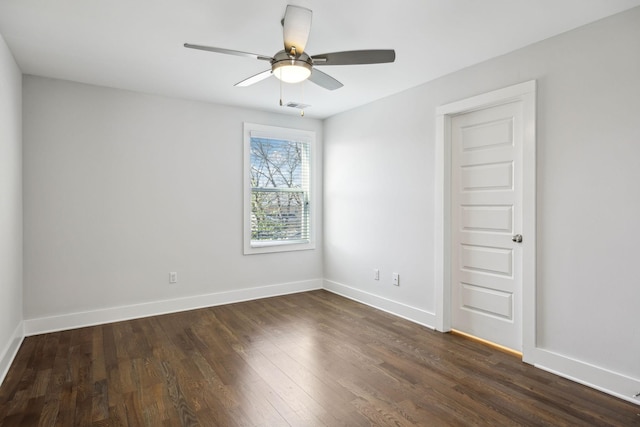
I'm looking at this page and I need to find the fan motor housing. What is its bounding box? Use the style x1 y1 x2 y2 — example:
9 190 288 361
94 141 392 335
272 51 313 83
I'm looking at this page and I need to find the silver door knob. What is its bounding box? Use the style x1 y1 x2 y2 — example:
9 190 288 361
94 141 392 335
512 234 523 243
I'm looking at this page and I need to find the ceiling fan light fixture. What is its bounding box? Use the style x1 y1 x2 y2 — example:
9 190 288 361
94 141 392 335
184 5 395 91
272 60 312 83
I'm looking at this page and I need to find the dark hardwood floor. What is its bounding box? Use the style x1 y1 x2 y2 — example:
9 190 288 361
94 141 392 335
1 290 638 426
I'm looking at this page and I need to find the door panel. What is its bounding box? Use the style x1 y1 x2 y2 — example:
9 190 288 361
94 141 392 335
460 161 513 191
460 118 513 151
461 283 513 319
451 101 523 352
461 205 513 232
460 244 513 276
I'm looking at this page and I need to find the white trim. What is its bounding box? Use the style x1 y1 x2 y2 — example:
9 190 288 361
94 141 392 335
325 276 640 405
323 279 436 329
243 122 317 255
434 81 640 405
434 80 537 353
10 277 640 405
533 348 640 406
0 321 24 387
434 112 450 332
437 81 537 116
520 85 537 360
24 279 322 336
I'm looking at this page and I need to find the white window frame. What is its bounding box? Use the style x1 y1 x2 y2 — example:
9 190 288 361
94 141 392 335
243 122 316 255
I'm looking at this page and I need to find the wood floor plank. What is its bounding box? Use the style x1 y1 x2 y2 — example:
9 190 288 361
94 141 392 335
2 290 639 426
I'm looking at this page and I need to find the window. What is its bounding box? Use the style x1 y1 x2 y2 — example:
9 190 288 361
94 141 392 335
243 123 316 254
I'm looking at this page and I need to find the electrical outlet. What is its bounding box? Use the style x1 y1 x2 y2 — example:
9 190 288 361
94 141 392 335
392 272 399 286
169 272 178 284
373 269 380 280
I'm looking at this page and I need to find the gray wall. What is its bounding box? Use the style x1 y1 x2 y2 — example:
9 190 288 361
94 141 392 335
324 7 640 384
23 77 323 321
0 34 23 379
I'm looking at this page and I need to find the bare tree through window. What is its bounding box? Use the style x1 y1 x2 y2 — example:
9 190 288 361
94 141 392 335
250 137 310 243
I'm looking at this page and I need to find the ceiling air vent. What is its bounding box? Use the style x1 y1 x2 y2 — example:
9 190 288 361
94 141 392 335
285 102 311 109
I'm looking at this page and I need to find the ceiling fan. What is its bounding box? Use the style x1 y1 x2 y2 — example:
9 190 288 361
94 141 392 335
184 5 395 91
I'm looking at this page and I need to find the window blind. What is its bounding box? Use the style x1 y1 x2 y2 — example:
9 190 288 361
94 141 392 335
249 136 310 245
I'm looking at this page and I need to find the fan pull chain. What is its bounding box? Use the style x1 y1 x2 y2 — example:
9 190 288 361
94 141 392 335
279 77 283 106
300 81 305 117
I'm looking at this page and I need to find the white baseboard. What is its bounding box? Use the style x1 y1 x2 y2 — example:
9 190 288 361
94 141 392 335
323 279 640 406
15 277 640 407
0 321 25 387
24 279 322 336
322 279 436 329
532 347 640 406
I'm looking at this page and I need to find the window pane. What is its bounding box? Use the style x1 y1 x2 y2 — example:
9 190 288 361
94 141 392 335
250 137 310 245
251 190 308 242
250 138 306 189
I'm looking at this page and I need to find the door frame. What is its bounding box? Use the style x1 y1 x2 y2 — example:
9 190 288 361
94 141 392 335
434 80 537 362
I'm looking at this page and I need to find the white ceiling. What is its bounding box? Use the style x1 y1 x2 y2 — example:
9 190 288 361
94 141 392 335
1 0 639 119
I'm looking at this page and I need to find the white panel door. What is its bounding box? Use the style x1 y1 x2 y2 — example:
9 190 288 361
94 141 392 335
451 101 524 352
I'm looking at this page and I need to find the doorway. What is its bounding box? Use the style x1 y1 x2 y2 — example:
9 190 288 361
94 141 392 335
435 81 536 357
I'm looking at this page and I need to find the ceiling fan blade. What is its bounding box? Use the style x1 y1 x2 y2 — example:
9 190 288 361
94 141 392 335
184 43 272 61
312 49 396 65
283 5 312 55
235 69 273 87
308 69 343 91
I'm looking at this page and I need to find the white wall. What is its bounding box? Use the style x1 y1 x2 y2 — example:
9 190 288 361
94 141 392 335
23 77 323 330
0 34 23 382
323 91 437 325
324 7 640 399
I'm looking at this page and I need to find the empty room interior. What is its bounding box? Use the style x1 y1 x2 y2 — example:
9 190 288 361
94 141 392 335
1 1 640 425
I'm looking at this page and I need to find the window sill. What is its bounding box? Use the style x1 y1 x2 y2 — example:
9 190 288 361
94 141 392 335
244 240 315 255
